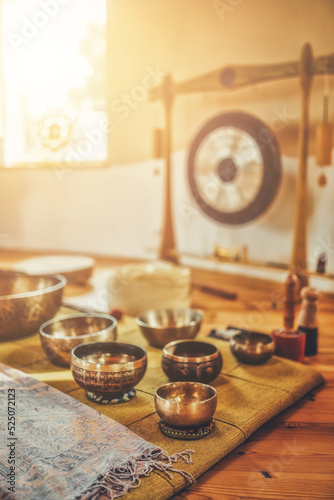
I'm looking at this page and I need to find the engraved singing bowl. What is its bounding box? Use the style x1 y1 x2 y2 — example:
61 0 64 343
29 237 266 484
230 331 275 364
0 271 66 341
40 314 118 367
135 308 203 349
155 381 217 428
71 342 147 404
162 339 223 384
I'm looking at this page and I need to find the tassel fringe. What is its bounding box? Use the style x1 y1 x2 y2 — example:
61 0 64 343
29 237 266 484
76 448 196 500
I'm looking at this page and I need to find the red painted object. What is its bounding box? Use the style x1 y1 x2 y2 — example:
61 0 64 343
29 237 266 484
109 309 124 321
272 328 305 363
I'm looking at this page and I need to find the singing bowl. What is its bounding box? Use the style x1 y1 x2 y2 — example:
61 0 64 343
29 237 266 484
230 331 275 364
136 308 203 349
71 342 147 403
162 340 223 384
155 381 217 428
0 271 66 341
40 314 117 367
14 255 95 285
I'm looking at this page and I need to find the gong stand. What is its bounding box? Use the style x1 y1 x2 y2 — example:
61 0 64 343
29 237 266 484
151 43 334 283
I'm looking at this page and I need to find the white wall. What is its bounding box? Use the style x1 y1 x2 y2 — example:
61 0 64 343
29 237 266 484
0 158 164 259
1 150 333 279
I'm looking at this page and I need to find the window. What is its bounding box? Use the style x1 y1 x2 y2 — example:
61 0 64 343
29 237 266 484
0 0 108 168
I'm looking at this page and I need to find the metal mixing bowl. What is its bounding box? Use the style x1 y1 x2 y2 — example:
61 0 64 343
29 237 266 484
230 331 275 364
155 381 217 428
40 314 117 367
136 308 203 349
162 339 223 383
71 342 147 404
0 271 66 341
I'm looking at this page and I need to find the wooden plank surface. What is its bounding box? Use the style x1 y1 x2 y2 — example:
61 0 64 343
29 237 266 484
1 249 333 500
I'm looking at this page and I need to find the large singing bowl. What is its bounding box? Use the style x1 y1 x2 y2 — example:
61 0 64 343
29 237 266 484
0 272 66 341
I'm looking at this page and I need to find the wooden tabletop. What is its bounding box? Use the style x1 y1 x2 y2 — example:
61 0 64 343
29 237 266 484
1 250 334 500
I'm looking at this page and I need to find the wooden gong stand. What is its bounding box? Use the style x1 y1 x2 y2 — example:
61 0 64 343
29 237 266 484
151 43 334 283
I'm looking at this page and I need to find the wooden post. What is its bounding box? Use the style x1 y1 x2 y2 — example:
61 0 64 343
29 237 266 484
159 74 178 263
291 43 314 289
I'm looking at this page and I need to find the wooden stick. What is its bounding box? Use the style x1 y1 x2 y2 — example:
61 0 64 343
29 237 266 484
150 52 334 99
283 272 299 330
193 283 238 301
291 43 314 288
159 74 178 264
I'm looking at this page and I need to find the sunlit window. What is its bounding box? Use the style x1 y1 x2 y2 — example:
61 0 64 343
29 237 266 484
0 0 107 168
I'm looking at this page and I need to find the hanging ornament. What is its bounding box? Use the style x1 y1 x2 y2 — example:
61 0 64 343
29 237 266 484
315 62 333 187
316 96 333 166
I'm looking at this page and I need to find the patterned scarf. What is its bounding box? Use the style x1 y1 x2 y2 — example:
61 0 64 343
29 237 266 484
0 363 195 499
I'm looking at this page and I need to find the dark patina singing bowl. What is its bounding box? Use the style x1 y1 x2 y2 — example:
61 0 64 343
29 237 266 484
136 308 203 349
0 271 66 341
162 339 223 384
71 342 147 399
40 314 117 367
230 331 275 364
155 381 217 428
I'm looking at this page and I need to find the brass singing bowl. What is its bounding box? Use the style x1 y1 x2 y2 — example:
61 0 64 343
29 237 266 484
162 339 223 383
0 271 66 341
13 255 95 285
230 331 275 364
136 308 203 349
155 381 217 428
40 314 117 367
71 342 147 401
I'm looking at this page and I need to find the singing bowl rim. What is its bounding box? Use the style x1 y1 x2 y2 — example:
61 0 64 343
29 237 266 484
162 339 221 363
136 308 204 329
155 381 217 406
39 313 118 341
71 341 147 372
230 331 275 354
0 273 67 300
13 255 95 274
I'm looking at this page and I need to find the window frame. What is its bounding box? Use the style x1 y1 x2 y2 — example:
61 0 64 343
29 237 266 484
0 0 112 170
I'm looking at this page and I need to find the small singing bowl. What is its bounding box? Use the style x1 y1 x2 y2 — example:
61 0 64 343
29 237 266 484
162 340 223 384
230 331 275 365
155 381 217 428
135 308 203 349
39 314 117 367
71 342 147 403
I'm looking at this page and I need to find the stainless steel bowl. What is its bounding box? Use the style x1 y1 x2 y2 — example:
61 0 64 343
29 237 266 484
155 381 217 428
136 308 203 349
0 271 66 341
40 314 117 367
162 339 223 383
71 342 147 404
230 331 275 364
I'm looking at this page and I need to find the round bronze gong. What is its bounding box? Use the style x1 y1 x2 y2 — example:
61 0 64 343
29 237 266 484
187 112 282 224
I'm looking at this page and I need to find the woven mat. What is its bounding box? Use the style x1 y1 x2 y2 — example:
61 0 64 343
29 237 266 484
0 310 324 499
0 363 195 500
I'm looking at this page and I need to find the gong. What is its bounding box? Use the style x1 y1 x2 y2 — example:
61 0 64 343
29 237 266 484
187 112 282 224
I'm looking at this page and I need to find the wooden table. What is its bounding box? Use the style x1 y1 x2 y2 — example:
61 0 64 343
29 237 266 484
1 250 334 500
